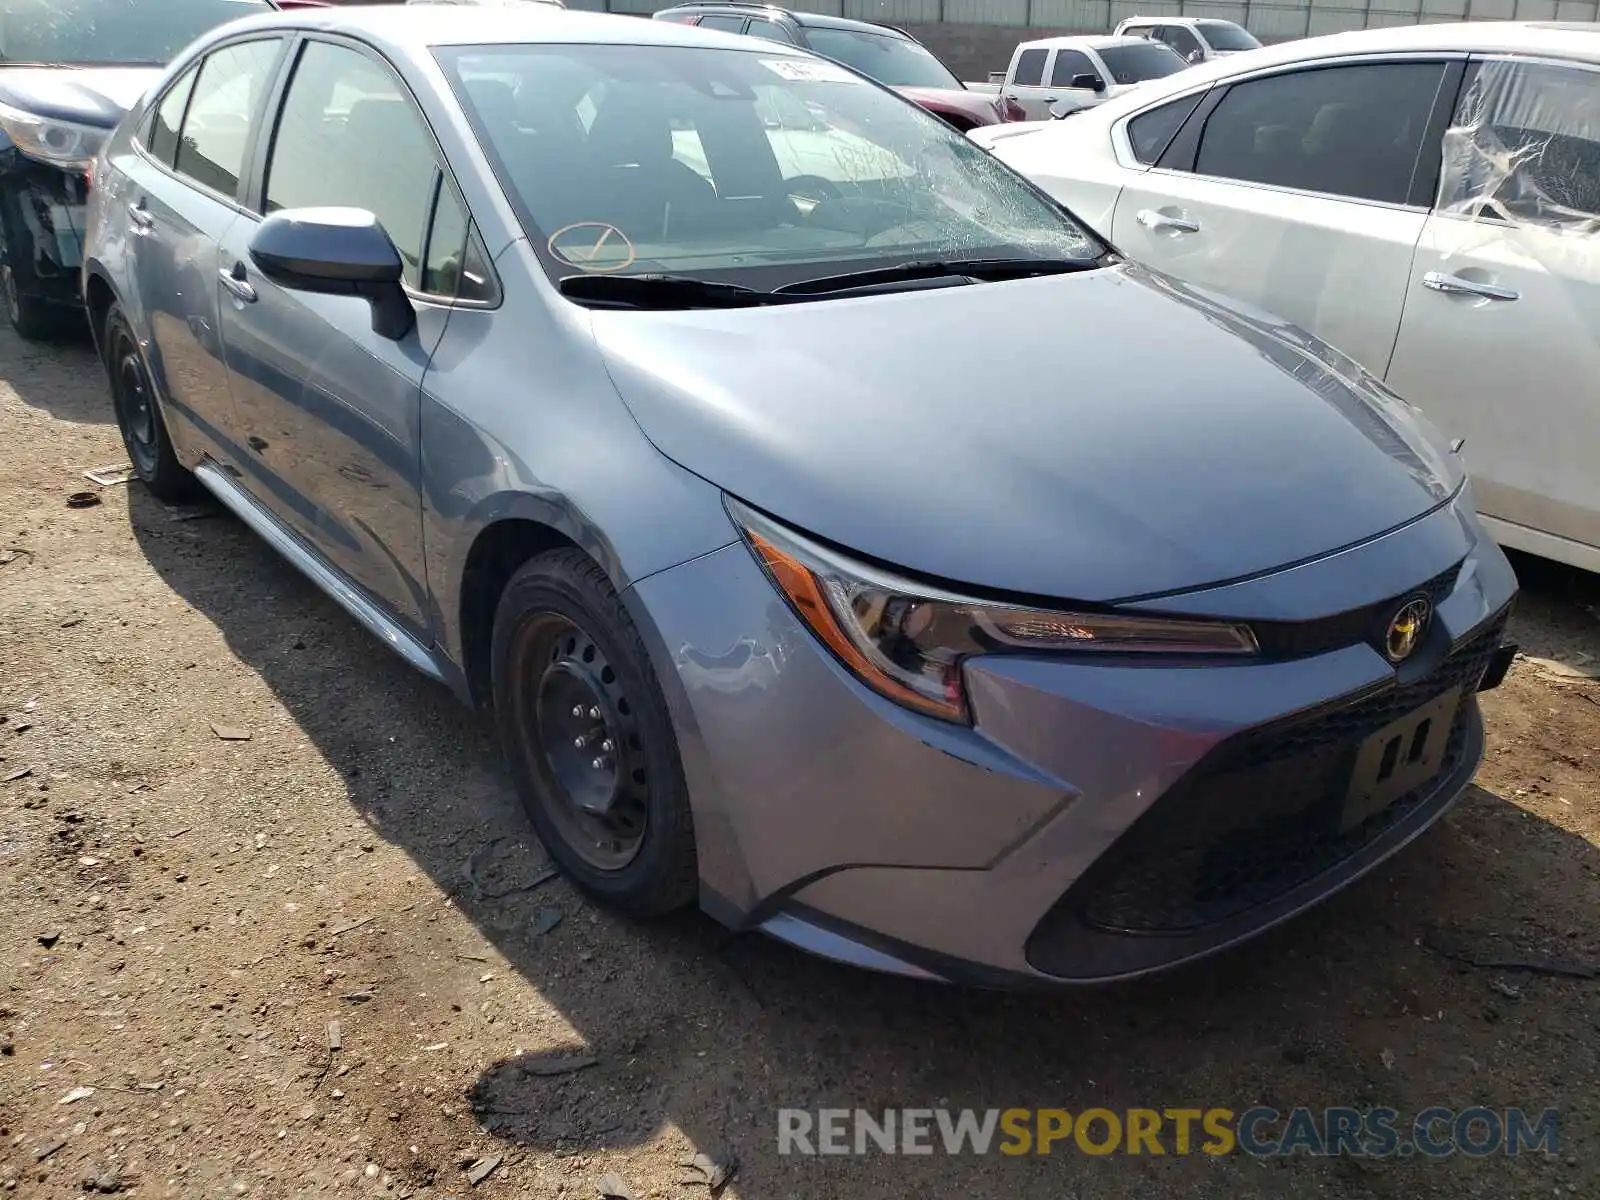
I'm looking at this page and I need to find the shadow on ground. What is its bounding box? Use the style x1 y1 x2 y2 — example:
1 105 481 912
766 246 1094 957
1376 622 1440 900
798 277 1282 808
0 322 107 425
126 484 1600 1199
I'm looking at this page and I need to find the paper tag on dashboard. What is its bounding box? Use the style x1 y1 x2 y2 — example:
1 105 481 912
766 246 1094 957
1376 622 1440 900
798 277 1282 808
760 58 860 84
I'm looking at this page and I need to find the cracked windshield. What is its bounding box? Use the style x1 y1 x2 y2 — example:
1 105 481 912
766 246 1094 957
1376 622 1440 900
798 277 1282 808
440 42 1099 288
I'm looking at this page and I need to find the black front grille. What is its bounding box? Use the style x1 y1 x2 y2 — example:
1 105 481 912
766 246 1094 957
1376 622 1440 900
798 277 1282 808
1048 615 1507 939
1249 560 1462 661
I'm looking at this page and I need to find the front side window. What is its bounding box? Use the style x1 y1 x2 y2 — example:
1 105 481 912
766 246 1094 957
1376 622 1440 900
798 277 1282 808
1198 23 1262 52
443 43 1102 289
0 0 269 67
1195 62 1446 205
1049 50 1096 89
147 64 199 168
265 41 441 288
174 38 283 198
1099 42 1188 85
804 29 960 90
1011 47 1047 88
1439 59 1600 228
423 182 495 301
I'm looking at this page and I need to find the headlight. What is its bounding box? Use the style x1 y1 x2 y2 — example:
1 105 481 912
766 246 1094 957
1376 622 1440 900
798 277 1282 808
729 499 1257 723
0 101 109 171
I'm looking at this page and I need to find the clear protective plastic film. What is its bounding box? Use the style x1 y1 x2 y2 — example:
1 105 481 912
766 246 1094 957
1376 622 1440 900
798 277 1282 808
1436 58 1600 245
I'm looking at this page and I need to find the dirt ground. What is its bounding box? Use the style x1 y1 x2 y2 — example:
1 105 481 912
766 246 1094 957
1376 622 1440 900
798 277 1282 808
1 321 1597 1200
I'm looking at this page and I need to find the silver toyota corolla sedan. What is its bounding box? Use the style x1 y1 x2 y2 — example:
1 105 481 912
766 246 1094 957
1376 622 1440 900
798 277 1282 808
84 5 1517 985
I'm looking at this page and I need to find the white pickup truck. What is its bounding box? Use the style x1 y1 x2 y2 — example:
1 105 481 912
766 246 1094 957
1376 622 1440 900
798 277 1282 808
990 34 1189 121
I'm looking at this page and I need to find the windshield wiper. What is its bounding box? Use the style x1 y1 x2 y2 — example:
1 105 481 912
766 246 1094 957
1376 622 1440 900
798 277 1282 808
558 273 788 310
771 256 1103 297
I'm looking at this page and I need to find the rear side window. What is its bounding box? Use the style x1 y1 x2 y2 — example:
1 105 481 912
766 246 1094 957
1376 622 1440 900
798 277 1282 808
1127 92 1206 165
696 15 745 33
173 39 283 198
265 41 440 288
1049 50 1097 88
1012 48 1047 88
147 65 199 169
1195 62 1447 205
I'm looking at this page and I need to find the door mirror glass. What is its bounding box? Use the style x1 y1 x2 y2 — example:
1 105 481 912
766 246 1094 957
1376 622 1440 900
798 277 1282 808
1071 73 1104 93
249 207 415 341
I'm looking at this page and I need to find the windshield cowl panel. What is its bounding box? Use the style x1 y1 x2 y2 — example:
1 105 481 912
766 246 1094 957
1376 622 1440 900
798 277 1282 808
441 42 1104 298
0 0 271 70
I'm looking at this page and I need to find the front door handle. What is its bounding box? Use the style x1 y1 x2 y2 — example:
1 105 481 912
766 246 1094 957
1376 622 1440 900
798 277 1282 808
1422 271 1518 302
219 264 257 304
127 200 154 230
1136 209 1201 234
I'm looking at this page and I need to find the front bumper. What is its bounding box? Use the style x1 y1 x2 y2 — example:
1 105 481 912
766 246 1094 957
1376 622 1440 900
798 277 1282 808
626 490 1517 985
0 153 89 309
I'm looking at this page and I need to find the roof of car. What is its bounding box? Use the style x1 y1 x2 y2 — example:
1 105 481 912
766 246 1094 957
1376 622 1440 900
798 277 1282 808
1181 18 1600 65
1122 16 1241 25
1071 20 1600 125
208 2 802 54
655 4 913 35
1017 34 1148 53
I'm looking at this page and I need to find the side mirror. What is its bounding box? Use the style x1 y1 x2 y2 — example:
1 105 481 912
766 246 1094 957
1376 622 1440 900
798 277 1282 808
1071 73 1106 93
248 207 414 341
1187 48 1205 63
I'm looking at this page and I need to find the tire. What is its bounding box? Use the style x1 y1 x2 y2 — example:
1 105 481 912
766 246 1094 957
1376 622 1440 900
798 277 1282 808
102 302 199 502
490 548 698 917
0 257 68 342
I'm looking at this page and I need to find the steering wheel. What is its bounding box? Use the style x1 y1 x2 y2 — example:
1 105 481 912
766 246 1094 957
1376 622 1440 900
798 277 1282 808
785 174 842 209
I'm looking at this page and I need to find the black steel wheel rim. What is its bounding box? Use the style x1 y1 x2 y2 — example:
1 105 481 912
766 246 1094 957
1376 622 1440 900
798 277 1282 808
112 331 159 472
517 612 649 871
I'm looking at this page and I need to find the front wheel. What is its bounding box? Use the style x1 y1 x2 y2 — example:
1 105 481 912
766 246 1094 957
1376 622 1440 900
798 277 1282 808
490 549 698 917
0 258 67 341
103 302 198 502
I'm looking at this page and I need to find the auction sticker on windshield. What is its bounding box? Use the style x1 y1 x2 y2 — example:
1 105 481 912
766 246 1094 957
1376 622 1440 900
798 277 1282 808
547 222 636 273
760 59 860 84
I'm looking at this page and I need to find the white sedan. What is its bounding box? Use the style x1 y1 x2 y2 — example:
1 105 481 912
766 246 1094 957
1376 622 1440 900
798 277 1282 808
974 21 1600 575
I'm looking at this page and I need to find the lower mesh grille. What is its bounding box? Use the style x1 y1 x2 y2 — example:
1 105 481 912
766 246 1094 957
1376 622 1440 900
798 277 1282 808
1052 615 1507 938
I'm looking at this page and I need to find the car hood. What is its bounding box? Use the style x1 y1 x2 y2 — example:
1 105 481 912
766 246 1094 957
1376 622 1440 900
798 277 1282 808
895 85 1001 124
0 66 161 128
589 263 1462 603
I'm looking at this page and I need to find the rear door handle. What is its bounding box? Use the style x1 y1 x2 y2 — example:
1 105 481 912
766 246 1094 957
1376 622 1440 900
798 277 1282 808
127 200 154 230
218 265 257 304
1422 271 1518 302
1136 209 1201 234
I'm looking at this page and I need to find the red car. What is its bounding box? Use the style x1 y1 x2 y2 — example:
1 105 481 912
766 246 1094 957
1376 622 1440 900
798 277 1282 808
653 4 1024 130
